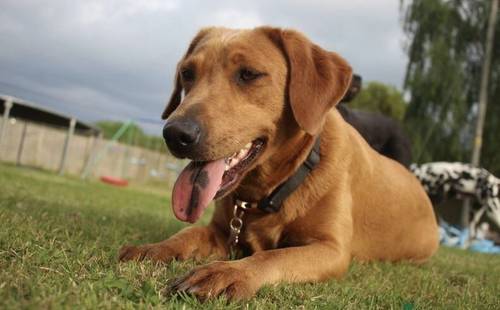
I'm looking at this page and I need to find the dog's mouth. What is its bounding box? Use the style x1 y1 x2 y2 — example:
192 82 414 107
172 139 265 223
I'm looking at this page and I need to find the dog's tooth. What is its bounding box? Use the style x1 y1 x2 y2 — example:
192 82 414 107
240 148 250 158
230 157 241 168
226 144 252 170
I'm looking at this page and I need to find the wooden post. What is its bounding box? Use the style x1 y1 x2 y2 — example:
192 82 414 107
35 125 45 167
0 97 14 150
16 121 28 166
81 133 95 174
461 0 498 238
121 144 129 179
81 121 131 180
58 118 76 175
81 132 102 178
156 141 163 179
470 0 498 166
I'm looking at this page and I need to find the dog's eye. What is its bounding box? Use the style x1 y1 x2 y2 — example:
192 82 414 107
181 68 195 82
238 68 262 83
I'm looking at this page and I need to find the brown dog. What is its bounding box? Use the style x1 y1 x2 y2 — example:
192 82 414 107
119 27 439 300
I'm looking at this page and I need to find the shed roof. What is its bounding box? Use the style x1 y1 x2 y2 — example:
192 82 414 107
0 94 100 136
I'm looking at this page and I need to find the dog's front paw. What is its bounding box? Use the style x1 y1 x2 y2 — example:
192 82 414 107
118 243 188 263
169 261 258 301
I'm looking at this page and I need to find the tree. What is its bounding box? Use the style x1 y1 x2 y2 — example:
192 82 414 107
95 120 164 151
401 0 500 174
350 82 407 120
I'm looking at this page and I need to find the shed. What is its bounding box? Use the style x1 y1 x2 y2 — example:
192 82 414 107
0 94 101 174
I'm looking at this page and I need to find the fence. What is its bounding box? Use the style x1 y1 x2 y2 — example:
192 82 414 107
0 118 185 186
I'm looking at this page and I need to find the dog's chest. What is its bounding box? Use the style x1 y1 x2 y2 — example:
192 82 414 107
239 217 284 253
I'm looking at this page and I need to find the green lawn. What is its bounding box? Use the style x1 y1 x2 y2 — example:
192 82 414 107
1 163 499 309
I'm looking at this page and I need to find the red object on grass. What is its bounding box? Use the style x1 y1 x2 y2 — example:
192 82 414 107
100 175 129 187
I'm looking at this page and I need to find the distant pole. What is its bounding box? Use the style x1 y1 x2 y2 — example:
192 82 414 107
81 132 102 176
16 121 28 166
120 125 134 179
156 139 163 178
461 0 498 233
471 0 498 165
58 117 76 175
81 120 133 179
0 97 13 149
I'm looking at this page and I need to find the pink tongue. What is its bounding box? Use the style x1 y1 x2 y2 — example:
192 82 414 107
172 159 225 223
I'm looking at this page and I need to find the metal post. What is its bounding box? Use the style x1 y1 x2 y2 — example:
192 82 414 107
81 132 102 177
461 0 498 240
81 120 132 179
121 144 129 179
58 117 76 175
16 121 28 166
156 140 163 179
35 126 45 167
0 97 14 148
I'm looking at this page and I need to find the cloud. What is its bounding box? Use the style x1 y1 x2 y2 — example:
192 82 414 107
0 0 407 134
205 9 262 28
75 0 180 25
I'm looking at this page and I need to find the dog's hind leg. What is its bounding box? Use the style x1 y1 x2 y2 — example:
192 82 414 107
469 206 487 240
485 197 500 229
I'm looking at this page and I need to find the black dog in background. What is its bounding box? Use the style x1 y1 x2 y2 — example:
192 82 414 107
338 75 412 168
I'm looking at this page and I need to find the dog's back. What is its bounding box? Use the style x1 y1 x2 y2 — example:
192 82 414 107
322 111 439 263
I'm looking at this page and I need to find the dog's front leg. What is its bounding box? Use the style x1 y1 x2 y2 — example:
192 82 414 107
119 225 228 263
170 240 351 301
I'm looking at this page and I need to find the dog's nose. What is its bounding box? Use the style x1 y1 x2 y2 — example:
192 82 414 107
163 119 201 157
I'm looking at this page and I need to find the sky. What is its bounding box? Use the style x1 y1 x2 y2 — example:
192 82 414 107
0 0 408 134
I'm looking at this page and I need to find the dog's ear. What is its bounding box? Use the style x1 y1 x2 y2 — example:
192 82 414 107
262 28 352 134
161 28 213 120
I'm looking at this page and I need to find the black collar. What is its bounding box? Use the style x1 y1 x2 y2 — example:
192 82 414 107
237 136 321 213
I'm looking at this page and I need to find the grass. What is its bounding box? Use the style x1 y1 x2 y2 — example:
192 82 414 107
1 163 499 309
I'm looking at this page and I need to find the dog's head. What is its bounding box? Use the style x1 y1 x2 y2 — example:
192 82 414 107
162 27 352 222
